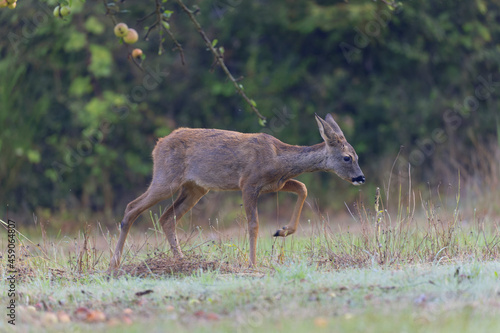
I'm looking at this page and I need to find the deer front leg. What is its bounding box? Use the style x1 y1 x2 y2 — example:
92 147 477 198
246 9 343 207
272 179 308 237
242 187 261 267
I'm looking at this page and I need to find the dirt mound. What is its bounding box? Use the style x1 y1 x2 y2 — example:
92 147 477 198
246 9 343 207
119 253 239 277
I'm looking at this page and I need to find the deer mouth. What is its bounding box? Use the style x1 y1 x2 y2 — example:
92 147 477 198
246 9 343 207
351 175 365 185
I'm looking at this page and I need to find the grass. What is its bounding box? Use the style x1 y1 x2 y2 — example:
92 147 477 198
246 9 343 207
1 260 500 332
1 181 500 332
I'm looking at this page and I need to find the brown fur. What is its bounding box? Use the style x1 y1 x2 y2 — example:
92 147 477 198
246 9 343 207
109 114 364 270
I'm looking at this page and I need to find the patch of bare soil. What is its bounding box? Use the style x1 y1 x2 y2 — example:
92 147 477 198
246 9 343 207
118 252 240 277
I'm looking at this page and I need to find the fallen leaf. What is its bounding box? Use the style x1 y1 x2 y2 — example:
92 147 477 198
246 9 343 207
135 289 154 297
74 307 91 320
86 310 106 322
314 317 329 328
194 310 220 321
205 312 220 321
57 311 71 323
194 310 206 318
42 312 58 325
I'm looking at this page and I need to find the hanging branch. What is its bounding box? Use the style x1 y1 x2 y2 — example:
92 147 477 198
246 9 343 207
101 0 185 69
101 0 264 122
100 0 144 71
143 0 165 55
163 25 186 65
378 0 401 10
140 0 186 63
174 0 267 124
101 0 118 25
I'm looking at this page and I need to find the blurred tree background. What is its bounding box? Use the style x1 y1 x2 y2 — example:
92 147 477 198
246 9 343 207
1 0 499 226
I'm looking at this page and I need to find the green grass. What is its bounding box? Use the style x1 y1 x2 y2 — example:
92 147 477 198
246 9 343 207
1 260 499 332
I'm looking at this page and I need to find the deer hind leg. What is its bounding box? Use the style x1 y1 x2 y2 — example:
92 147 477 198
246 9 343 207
159 184 208 258
109 182 180 271
242 187 261 267
272 179 308 237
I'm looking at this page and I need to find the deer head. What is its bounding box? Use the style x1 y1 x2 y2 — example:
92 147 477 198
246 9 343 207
315 113 365 185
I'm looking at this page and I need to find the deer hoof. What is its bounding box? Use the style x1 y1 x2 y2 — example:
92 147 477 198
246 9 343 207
108 258 119 271
273 227 289 237
107 263 120 276
172 251 185 260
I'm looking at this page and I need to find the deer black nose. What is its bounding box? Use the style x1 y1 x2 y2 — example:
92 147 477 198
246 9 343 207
352 175 365 185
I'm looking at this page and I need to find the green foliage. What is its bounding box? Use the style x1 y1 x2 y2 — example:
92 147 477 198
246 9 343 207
88 44 113 77
0 0 499 219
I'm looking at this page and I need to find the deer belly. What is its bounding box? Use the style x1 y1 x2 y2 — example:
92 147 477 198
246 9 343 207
184 146 249 190
185 167 241 191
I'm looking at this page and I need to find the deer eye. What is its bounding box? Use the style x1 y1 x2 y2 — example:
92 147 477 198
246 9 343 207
343 156 351 162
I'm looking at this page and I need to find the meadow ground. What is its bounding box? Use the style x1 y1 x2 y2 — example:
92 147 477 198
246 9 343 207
1 186 500 332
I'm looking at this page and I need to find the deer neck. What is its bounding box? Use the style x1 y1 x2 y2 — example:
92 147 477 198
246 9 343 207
278 142 327 178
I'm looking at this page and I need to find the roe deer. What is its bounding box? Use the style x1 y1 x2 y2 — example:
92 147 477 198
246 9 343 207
109 113 365 270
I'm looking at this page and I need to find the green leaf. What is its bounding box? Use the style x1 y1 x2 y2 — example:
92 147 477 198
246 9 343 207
250 99 257 107
88 44 113 78
258 118 267 127
476 0 487 14
477 24 491 41
154 127 171 138
64 29 87 52
84 16 105 35
212 39 218 48
27 150 41 164
69 76 92 98
44 169 59 182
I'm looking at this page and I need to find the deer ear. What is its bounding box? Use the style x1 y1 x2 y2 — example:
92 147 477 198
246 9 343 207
325 113 345 137
315 114 343 146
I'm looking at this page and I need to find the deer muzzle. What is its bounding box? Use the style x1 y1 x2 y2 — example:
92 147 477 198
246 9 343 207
352 175 365 185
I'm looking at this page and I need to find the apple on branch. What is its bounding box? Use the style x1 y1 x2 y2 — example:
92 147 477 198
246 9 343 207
123 29 139 44
114 23 129 38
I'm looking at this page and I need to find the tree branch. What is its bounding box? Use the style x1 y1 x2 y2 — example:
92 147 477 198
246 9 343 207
101 0 118 25
154 0 165 56
164 27 186 65
378 0 401 10
174 0 266 123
